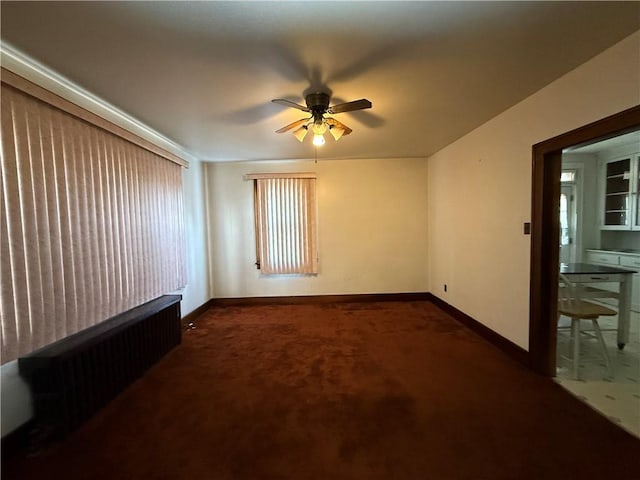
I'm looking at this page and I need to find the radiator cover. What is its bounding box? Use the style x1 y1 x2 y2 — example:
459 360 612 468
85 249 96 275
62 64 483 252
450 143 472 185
18 295 182 437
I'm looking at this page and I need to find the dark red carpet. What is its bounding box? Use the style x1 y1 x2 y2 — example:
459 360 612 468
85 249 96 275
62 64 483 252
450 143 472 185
3 301 639 479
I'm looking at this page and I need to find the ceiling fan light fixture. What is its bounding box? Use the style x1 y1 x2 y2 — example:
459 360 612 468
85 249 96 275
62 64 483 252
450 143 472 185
312 121 327 135
311 120 327 146
312 133 326 146
292 125 308 142
273 92 370 146
329 124 346 141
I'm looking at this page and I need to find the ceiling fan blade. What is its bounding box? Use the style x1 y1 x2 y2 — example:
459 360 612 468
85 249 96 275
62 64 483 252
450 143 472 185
328 99 372 114
272 99 310 112
275 117 310 133
325 117 353 135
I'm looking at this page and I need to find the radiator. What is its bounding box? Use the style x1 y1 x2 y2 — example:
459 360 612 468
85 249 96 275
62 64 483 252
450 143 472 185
18 295 182 437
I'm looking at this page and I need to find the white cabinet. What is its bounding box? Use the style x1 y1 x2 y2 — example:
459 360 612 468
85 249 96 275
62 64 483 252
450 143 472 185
584 250 619 266
601 155 640 230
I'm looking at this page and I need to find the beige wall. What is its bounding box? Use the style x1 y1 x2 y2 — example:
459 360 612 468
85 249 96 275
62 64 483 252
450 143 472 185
206 157 429 298
180 158 210 315
427 31 640 349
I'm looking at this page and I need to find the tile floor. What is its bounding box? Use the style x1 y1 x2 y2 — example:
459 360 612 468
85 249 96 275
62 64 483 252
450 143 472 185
555 309 640 437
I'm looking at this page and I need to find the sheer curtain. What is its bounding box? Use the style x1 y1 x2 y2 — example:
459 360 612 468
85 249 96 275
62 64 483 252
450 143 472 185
1 81 186 364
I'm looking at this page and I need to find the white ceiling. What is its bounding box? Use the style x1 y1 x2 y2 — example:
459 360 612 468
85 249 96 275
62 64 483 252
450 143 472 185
567 130 640 155
1 1 639 162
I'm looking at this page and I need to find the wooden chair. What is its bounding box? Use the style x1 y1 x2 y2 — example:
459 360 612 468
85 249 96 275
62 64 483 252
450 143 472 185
558 273 616 379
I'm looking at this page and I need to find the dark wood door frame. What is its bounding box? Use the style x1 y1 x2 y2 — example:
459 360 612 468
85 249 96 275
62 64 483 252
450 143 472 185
529 105 640 376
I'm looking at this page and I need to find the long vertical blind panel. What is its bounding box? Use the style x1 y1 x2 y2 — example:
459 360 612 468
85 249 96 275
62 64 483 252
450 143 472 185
0 84 186 364
255 177 317 274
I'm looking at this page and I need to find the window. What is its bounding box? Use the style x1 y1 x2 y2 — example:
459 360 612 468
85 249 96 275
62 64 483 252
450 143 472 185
245 173 318 275
559 170 577 264
560 170 576 183
1 75 186 364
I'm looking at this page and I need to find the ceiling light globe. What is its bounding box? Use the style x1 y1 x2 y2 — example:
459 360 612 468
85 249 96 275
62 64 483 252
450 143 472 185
292 126 308 142
312 134 325 146
312 122 327 135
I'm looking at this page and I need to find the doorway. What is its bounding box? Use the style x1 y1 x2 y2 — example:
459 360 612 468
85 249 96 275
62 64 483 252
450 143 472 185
529 105 640 377
555 132 640 436
559 181 577 264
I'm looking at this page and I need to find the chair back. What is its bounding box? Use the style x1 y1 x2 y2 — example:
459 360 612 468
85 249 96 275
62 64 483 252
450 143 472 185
559 273 581 308
558 273 617 319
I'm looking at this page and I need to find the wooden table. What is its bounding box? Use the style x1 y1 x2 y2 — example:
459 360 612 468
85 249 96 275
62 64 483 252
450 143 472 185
560 263 637 349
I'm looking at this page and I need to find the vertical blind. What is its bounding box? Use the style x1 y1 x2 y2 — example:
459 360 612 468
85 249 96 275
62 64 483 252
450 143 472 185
1 83 186 364
249 174 318 275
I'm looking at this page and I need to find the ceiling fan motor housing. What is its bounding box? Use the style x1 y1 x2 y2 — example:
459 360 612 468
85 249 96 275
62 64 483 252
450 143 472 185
306 92 331 121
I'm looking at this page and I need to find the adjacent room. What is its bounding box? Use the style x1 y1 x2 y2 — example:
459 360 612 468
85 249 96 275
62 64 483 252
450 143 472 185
1 2 639 479
557 131 640 436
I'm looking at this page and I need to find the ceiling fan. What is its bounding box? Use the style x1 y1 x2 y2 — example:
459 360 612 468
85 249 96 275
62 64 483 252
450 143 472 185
272 92 372 146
